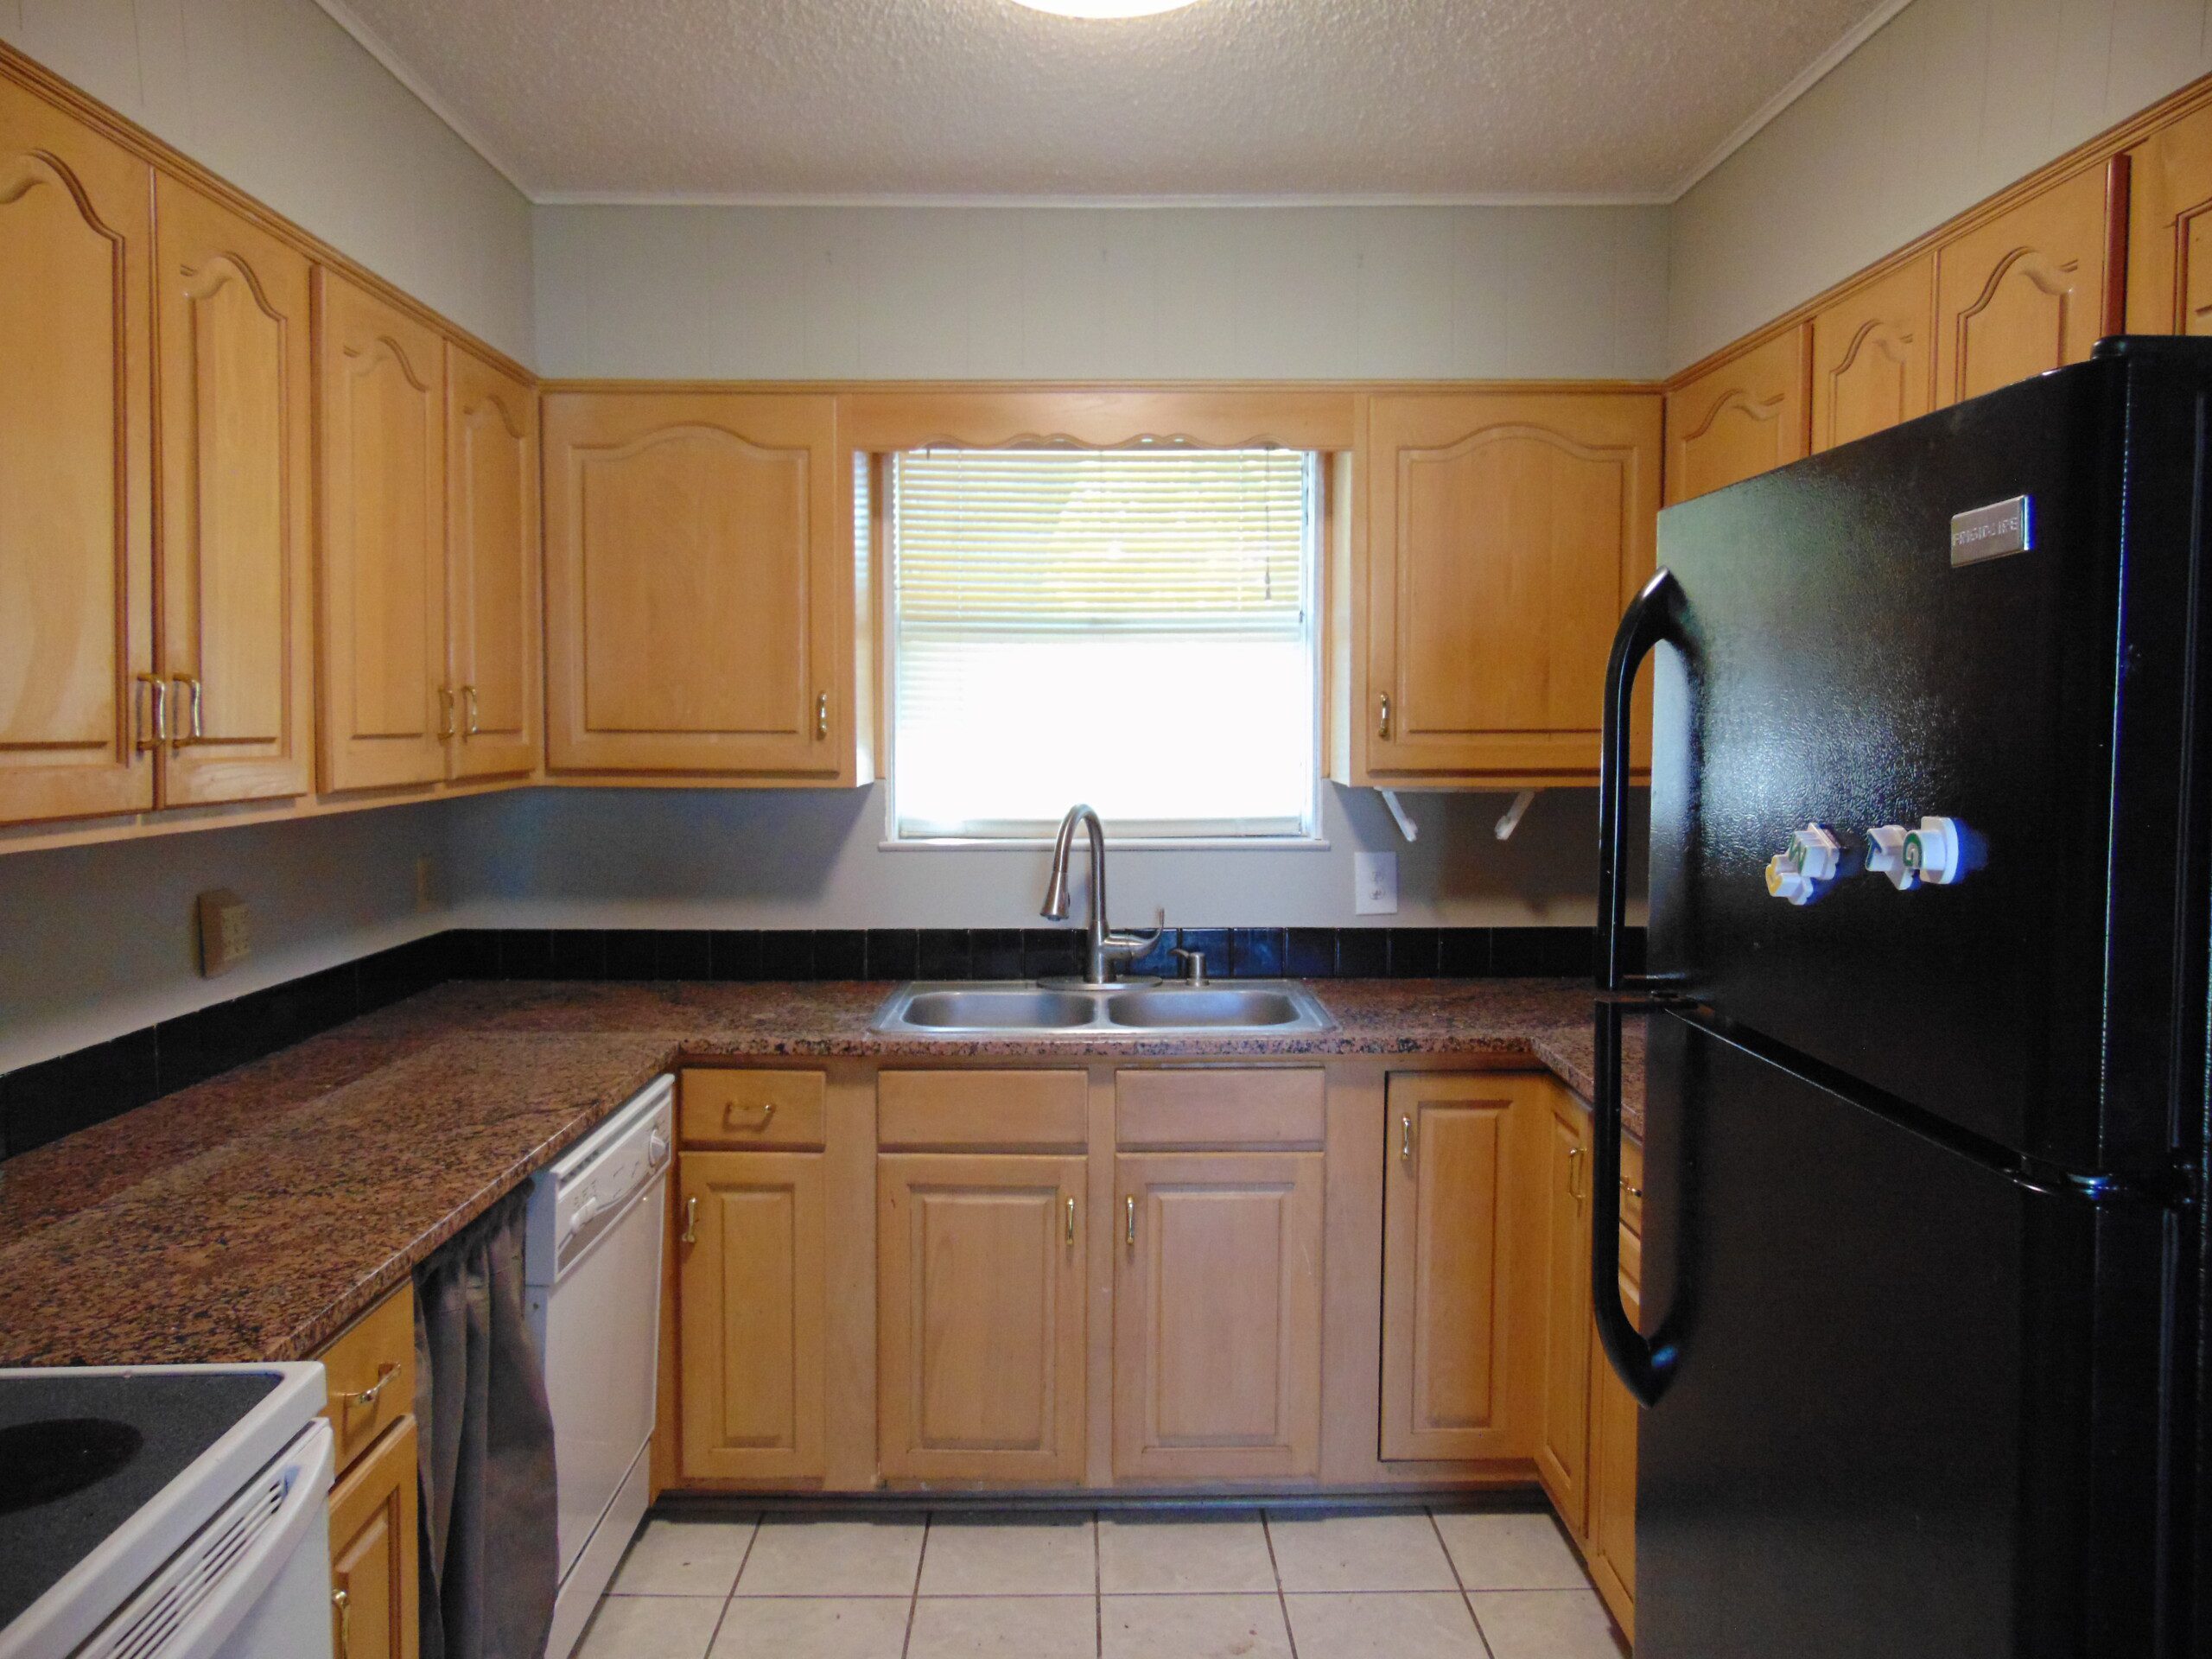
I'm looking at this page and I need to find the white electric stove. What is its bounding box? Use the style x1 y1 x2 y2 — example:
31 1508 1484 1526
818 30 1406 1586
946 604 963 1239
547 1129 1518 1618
0 1363 333 1659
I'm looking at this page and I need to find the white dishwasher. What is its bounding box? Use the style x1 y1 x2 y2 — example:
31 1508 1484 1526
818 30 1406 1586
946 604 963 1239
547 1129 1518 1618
524 1075 673 1659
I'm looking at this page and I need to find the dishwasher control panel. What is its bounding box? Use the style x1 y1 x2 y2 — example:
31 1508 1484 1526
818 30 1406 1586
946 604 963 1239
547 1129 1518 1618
525 1076 675 1284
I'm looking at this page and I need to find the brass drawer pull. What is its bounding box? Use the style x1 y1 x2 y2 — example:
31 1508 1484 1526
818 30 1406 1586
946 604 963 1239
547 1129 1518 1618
336 1361 398 1410
464 684 480 737
815 691 830 741
1125 1194 1136 1246
723 1100 778 1129
1401 1113 1415 1165
137 673 168 751
1376 691 1392 739
681 1195 699 1244
437 686 457 741
1065 1196 1076 1244
334 1586 352 1659
1621 1179 1644 1199
1567 1145 1584 1200
171 676 204 746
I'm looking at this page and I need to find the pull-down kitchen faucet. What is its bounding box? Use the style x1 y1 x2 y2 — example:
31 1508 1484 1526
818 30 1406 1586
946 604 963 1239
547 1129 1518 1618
1039 804 1163 988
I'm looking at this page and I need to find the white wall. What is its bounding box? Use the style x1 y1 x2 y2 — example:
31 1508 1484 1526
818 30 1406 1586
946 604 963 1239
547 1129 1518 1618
533 203 1671 382
445 785 1639 934
1669 0 2212 371
0 0 535 362
0 805 457 1072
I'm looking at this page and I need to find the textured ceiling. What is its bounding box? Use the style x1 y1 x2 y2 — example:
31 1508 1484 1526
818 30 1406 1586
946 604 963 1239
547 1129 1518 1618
326 0 1891 200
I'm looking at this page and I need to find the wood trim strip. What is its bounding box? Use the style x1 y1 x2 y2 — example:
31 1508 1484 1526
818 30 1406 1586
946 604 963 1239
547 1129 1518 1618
538 377 1666 400
1668 70 2212 391
0 40 533 387
2104 153 2133 336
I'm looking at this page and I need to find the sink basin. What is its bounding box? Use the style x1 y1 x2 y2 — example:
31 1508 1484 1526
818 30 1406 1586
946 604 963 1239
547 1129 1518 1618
871 980 1336 1037
895 988 1102 1031
1103 988 1304 1028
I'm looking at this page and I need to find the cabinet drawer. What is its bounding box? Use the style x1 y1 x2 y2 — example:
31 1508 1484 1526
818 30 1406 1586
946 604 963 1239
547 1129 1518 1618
682 1070 827 1148
317 1285 415 1476
1116 1069 1325 1148
1619 1135 1644 1237
878 1071 1087 1150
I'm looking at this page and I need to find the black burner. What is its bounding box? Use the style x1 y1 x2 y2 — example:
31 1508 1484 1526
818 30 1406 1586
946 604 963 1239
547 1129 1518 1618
0 1418 145 1515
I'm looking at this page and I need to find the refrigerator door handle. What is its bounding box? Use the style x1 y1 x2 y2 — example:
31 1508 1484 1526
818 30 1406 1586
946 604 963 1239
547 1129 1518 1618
1594 566 1689 1408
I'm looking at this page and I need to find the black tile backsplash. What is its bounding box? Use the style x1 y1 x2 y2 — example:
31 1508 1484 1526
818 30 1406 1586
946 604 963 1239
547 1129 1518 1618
0 922 1640 1168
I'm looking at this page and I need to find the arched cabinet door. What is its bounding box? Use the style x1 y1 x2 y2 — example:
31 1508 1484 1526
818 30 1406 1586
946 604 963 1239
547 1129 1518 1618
1811 255 1935 453
542 391 850 780
154 174 315 805
315 269 448 794
444 344 540 781
1359 391 1660 785
1934 160 2123 408
0 79 155 825
1662 325 1809 505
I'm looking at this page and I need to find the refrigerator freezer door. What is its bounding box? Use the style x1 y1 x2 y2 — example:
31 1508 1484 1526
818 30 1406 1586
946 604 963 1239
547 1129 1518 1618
1648 342 2212 1171
1635 1009 2178 1659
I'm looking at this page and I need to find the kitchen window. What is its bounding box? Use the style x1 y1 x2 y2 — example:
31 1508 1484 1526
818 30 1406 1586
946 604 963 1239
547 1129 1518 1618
886 446 1320 842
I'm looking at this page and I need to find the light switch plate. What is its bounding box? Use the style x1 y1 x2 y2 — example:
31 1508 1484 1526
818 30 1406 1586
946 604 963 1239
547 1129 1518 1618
196 887 251 977
1353 851 1399 915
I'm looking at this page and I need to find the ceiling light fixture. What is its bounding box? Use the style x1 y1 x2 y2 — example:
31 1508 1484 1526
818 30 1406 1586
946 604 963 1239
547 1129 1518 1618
1007 0 1204 18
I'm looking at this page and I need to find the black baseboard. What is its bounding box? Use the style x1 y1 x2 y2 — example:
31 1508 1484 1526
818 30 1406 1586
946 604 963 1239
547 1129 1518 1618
0 924 1641 1165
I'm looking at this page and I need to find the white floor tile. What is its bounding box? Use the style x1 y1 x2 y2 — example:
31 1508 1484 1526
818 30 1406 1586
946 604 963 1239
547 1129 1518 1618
609 1517 759 1598
1103 1592 1294 1659
1285 1592 1491 1659
709 1596 913 1659
1097 1510 1276 1594
1468 1588 1624 1658
735 1514 929 1597
1432 1511 1591 1592
1264 1510 1459 1593
575 1593 725 1659
905 1595 1097 1659
919 1513 1096 1596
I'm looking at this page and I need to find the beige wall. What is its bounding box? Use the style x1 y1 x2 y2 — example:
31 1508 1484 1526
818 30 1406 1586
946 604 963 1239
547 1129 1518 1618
1669 0 2212 372
532 202 1671 381
0 0 535 362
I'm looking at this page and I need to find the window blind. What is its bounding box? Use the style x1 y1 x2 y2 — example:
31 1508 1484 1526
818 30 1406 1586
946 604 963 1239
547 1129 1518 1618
890 448 1318 839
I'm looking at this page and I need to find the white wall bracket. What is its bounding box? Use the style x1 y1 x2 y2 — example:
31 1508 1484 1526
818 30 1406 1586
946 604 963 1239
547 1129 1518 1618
1494 789 1538 841
1376 789 1420 843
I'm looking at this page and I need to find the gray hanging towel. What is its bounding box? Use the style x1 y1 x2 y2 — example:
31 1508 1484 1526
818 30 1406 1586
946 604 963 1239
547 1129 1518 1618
414 1184 558 1659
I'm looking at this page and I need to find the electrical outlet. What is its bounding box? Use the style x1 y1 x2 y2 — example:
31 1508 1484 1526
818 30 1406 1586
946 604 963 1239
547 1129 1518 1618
1353 851 1399 915
415 854 437 912
196 888 251 977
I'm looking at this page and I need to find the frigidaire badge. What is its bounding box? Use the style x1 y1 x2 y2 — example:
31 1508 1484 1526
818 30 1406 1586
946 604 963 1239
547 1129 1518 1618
1950 496 2032 566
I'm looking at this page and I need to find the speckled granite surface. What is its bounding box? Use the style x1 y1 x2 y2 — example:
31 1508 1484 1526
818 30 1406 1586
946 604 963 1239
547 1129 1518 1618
0 978 1642 1368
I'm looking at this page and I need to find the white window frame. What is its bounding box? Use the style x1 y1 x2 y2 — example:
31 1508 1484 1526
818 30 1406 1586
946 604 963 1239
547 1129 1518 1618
875 445 1328 850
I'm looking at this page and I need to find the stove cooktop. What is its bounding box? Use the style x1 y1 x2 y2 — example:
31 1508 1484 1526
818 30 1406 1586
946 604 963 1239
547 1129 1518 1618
0 1371 281 1630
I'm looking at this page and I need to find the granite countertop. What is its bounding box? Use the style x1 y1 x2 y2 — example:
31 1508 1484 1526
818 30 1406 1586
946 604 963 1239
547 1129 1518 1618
0 977 1642 1369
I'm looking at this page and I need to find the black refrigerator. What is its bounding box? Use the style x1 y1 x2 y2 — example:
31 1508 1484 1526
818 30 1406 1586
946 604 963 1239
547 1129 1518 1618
1591 337 2211 1657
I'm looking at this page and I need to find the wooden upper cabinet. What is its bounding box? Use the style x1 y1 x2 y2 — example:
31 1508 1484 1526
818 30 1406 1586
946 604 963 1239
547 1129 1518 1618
0 80 155 826
1811 256 1936 452
1112 1152 1325 1482
1535 1090 1592 1534
2128 101 2212 334
1663 325 1809 505
678 1151 827 1484
1935 160 2125 408
1357 391 1660 785
315 269 447 793
152 175 315 806
1380 1073 1540 1463
877 1153 1086 1484
543 391 853 782
445 345 540 781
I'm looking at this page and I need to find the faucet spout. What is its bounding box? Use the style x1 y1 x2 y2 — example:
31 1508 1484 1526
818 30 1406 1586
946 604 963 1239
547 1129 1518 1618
1038 804 1161 987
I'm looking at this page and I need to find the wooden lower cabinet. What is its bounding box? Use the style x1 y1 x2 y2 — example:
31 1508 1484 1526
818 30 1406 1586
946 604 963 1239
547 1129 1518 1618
329 1415 420 1659
678 1151 827 1483
1534 1090 1593 1531
1112 1151 1324 1481
1586 1224 1642 1640
1379 1073 1541 1461
877 1153 1087 1483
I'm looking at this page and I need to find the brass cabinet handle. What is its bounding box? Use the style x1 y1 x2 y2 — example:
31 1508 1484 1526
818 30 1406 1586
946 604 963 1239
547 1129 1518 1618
1621 1179 1644 1199
334 1586 352 1659
1377 691 1391 739
723 1100 777 1128
1125 1194 1136 1247
1401 1112 1415 1165
1567 1145 1585 1201
137 673 168 751
463 684 480 737
1065 1196 1076 1244
815 691 830 741
336 1361 398 1410
437 686 457 741
169 676 203 747
681 1195 699 1244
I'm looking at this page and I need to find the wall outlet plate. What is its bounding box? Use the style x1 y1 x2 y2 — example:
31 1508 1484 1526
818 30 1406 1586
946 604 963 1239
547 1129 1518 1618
1353 851 1399 915
196 887 251 977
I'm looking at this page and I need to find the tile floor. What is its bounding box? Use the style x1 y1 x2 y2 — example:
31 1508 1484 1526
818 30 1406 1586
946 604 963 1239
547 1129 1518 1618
575 1505 1629 1658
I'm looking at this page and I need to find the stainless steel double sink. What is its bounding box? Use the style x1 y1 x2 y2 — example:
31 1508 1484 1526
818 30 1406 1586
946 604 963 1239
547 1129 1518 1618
870 980 1337 1037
